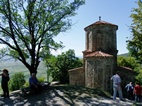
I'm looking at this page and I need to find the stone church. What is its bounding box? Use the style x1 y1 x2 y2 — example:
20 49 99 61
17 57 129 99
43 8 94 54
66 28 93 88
68 18 136 92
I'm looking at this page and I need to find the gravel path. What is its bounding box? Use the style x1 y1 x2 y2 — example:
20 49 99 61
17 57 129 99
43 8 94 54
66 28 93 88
0 85 138 106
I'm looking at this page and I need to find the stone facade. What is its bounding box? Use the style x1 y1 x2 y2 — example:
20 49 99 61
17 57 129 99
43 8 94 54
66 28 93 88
84 21 118 66
82 20 118 91
68 67 84 86
84 53 114 91
68 19 126 92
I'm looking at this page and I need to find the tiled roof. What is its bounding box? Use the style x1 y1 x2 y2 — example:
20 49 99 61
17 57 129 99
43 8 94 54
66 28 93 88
117 66 137 74
84 51 113 58
82 50 92 53
68 67 83 72
84 20 118 30
118 66 132 70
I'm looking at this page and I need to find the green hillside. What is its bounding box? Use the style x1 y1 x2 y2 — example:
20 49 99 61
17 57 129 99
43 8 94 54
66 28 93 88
118 53 129 57
0 60 47 81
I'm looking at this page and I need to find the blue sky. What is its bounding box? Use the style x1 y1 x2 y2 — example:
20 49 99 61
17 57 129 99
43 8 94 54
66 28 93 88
53 0 138 57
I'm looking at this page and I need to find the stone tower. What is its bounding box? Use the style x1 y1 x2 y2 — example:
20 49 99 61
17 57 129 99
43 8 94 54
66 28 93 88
68 18 137 93
84 19 118 63
83 19 118 91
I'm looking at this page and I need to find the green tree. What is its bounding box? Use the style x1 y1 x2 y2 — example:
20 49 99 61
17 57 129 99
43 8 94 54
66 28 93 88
135 69 142 84
127 0 142 64
0 0 85 74
117 56 141 72
117 56 142 84
46 49 83 84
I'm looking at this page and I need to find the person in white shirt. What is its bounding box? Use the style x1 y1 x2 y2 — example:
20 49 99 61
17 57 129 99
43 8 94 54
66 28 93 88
111 72 124 100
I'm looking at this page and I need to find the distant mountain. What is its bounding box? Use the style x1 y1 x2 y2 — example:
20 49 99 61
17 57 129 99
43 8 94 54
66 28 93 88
0 60 47 81
118 53 129 57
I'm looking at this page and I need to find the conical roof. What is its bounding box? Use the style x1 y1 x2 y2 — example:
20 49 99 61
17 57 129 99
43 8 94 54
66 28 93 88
84 20 118 31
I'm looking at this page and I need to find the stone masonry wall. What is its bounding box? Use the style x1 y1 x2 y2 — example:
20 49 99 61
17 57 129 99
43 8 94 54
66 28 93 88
85 57 114 92
68 67 84 86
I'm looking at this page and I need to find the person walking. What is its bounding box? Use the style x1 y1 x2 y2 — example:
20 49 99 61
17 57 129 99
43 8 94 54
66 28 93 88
133 82 142 102
0 69 10 98
125 82 134 100
111 72 124 101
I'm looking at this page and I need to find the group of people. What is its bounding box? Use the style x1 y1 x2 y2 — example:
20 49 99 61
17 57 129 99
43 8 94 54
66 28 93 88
0 69 41 98
125 81 142 102
111 72 142 102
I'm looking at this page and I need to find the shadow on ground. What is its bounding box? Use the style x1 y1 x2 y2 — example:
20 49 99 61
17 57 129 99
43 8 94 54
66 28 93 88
0 85 138 106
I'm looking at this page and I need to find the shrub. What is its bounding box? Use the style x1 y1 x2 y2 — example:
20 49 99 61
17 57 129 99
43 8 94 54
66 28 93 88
9 72 26 91
23 81 29 87
38 76 45 83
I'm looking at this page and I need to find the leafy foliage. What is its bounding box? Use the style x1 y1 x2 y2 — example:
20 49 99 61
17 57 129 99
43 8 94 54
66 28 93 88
0 0 85 74
126 0 142 84
45 49 83 84
127 0 142 64
117 55 142 84
135 69 142 84
9 72 26 91
37 76 45 83
117 56 141 72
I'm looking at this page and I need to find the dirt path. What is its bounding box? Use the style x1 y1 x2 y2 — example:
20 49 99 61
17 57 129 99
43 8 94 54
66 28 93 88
0 85 138 106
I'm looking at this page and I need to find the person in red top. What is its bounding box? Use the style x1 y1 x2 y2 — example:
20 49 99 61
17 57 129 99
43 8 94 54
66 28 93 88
134 82 142 102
